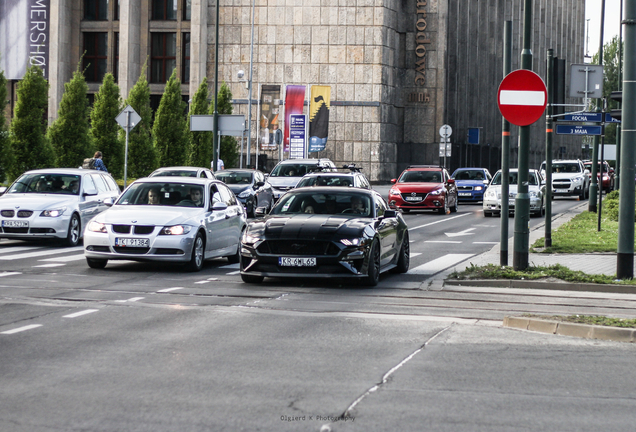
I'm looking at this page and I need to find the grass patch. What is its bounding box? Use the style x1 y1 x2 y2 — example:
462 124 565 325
524 314 636 328
448 263 636 285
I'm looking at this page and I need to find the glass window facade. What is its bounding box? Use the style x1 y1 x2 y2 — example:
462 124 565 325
83 32 108 82
152 0 177 20
182 33 190 83
84 0 108 20
151 33 177 83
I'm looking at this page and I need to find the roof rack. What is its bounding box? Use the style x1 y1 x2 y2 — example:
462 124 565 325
407 165 443 169
342 164 363 172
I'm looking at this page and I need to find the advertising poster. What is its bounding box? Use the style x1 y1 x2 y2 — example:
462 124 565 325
0 0 50 79
258 84 282 152
308 85 330 153
283 85 306 153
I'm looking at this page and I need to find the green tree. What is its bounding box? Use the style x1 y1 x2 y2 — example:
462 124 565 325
122 65 156 178
0 69 14 182
8 65 53 179
186 77 213 168
48 63 91 168
153 69 187 167
592 36 622 144
91 73 124 178
216 81 239 168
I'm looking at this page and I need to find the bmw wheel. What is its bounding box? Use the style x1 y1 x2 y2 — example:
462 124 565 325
86 258 108 269
364 240 381 286
65 214 81 247
185 232 205 272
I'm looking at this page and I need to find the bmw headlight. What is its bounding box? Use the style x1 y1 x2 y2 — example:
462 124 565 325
429 189 443 196
40 207 67 217
160 225 192 235
87 220 107 233
238 189 252 198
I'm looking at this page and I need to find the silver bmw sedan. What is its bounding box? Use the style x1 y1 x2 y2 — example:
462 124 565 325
83 177 246 271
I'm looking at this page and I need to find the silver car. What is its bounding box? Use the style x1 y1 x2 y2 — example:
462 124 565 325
0 168 121 246
83 178 246 271
148 166 216 179
483 169 545 217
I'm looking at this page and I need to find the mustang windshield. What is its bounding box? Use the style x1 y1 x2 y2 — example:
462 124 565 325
117 182 205 207
272 191 372 217
8 174 81 195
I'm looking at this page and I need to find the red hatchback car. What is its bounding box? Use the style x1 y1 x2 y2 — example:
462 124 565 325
388 165 458 214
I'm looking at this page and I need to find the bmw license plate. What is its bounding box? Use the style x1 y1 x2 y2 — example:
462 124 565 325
2 220 28 228
459 192 472 197
279 257 316 267
115 238 150 247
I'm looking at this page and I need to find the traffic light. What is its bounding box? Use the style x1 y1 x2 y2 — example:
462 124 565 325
610 91 622 121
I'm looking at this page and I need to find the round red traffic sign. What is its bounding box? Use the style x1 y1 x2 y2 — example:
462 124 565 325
497 69 547 126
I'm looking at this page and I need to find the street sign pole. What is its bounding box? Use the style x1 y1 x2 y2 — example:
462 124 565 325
545 49 554 248
500 21 512 266
124 110 130 188
115 105 141 190
590 0 606 213
514 0 533 271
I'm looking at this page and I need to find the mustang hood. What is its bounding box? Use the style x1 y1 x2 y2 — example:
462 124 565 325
0 194 78 211
255 215 369 240
96 205 203 226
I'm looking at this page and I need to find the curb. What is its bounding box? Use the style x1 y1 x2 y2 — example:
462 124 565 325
503 316 636 343
443 278 636 294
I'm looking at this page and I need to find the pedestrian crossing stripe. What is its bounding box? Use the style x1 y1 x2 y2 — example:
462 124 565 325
0 246 83 261
408 254 473 275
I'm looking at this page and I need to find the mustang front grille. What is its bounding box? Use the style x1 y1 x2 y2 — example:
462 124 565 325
258 240 340 256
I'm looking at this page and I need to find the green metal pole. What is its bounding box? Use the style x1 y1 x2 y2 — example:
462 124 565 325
501 21 512 266
589 0 606 212
617 0 636 279
616 0 624 190
513 0 533 271
212 0 220 172
545 49 553 247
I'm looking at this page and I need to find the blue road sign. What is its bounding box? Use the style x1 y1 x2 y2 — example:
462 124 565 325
560 112 603 122
555 125 602 135
468 128 480 144
605 113 621 123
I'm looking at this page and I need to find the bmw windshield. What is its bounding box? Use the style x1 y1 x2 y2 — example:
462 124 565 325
7 174 81 195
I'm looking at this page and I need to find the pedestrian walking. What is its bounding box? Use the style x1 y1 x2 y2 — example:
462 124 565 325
93 151 108 172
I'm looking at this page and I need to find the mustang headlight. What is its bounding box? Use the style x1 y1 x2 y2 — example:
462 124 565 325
160 225 192 235
242 232 260 245
340 238 364 247
429 189 443 196
87 220 107 233
238 189 252 198
40 207 67 217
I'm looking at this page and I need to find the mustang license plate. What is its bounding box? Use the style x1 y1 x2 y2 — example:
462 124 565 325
2 220 28 228
279 257 316 267
115 238 150 247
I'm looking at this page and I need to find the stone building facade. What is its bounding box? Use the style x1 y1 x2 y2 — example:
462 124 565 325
4 0 585 181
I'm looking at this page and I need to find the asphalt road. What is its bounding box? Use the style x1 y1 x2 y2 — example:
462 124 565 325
2 193 636 431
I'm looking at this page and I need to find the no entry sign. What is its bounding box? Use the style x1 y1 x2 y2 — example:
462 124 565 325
497 70 547 126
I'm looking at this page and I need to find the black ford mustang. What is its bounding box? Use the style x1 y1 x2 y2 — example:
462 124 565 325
240 187 409 286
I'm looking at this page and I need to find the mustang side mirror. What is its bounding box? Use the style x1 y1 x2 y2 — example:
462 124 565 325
383 209 397 218
255 181 265 188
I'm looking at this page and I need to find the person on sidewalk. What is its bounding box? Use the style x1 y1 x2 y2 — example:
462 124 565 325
93 151 108 172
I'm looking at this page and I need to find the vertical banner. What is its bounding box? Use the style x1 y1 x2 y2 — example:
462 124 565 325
308 85 330 153
289 114 307 159
284 85 306 153
258 84 281 152
0 0 51 79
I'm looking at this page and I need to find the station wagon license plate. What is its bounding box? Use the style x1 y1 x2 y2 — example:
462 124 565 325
115 237 149 247
459 192 472 197
2 220 28 228
279 257 316 267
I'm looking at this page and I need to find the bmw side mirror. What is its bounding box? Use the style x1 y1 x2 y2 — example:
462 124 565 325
104 197 115 207
0 186 6 196
254 206 268 217
83 188 98 196
211 202 228 212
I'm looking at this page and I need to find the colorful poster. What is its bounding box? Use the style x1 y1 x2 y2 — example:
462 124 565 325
258 84 282 151
308 85 330 152
283 85 306 153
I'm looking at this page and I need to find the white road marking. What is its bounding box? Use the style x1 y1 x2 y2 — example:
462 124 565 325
445 228 476 237
195 280 211 284
157 287 184 293
39 254 87 262
219 263 240 269
207 278 219 281
0 271 22 277
0 246 83 261
0 246 40 255
33 264 66 268
408 254 473 274
2 324 42 334
423 241 462 244
63 309 98 318
226 271 240 275
115 297 144 303
473 241 499 245
409 213 470 231
409 252 422 257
